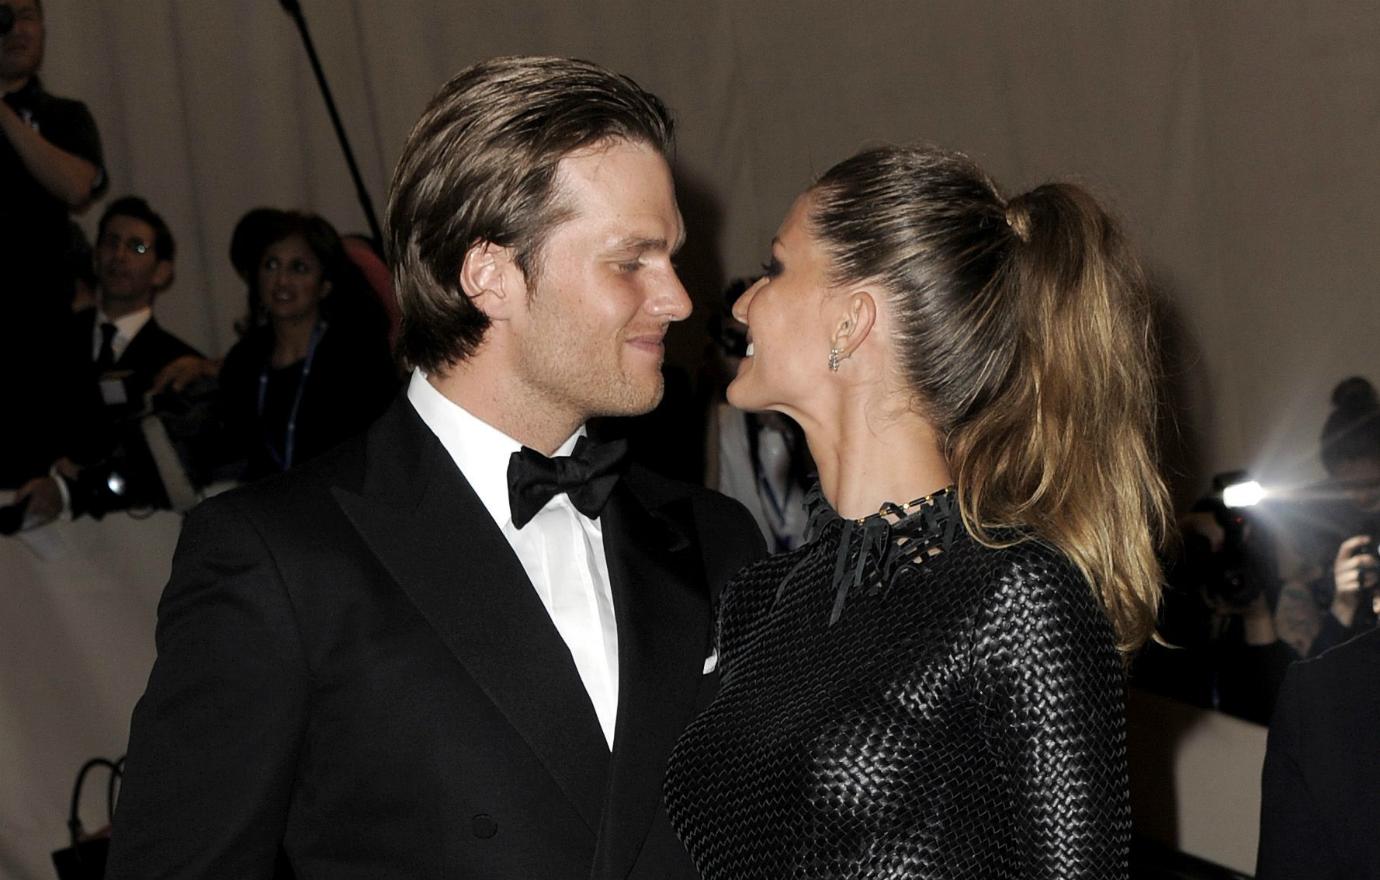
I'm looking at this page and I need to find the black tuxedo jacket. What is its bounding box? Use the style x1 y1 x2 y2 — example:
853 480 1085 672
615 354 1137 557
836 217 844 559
58 309 200 463
107 397 765 879
1257 627 1380 879
71 308 201 402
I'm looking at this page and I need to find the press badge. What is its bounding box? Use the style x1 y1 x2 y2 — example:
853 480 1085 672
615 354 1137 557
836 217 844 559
100 372 130 405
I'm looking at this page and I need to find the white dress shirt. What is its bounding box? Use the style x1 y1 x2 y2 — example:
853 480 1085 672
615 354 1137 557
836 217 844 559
91 306 153 363
406 370 621 748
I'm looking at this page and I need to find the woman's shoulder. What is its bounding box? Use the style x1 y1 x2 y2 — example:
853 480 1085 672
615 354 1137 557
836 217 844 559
218 330 272 387
951 534 1108 636
956 535 1121 678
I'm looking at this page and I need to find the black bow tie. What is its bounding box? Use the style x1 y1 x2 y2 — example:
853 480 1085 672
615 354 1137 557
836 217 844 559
507 436 629 529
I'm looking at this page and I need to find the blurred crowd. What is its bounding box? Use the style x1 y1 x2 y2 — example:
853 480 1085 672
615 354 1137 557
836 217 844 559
0 0 814 550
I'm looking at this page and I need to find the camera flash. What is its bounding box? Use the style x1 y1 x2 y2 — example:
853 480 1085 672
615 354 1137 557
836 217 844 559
1222 480 1265 509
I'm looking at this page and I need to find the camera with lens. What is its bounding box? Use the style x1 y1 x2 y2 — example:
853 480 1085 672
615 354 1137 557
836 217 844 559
0 379 219 531
1184 472 1279 611
1307 513 1380 614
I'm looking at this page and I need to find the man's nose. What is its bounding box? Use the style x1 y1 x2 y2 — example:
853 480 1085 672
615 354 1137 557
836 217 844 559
652 270 693 322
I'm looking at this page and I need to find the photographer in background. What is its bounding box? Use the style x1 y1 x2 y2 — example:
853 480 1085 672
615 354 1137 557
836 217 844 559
1 0 108 487
1275 377 1380 657
1134 481 1297 724
10 197 201 526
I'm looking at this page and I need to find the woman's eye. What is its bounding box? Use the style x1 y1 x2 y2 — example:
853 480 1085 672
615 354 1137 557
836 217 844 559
616 261 642 274
760 257 783 279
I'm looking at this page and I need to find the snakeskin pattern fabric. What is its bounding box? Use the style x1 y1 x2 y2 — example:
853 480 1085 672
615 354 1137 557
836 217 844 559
664 494 1130 879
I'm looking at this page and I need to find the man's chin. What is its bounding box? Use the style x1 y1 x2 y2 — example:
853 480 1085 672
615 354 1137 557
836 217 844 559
591 380 664 419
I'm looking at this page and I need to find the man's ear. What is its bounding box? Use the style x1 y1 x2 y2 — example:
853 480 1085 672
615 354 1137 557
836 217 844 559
832 288 877 361
151 260 174 293
459 241 523 319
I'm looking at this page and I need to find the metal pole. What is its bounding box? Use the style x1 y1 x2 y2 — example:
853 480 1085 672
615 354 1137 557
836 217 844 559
278 0 384 244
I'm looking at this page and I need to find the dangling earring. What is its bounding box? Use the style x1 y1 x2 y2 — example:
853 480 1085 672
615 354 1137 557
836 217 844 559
828 348 841 372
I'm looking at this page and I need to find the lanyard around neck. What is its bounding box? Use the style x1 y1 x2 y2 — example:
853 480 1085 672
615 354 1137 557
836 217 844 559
257 319 327 471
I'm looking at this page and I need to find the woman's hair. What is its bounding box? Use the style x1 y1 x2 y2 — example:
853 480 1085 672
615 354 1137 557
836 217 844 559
809 145 1171 653
1320 376 1380 474
235 209 386 338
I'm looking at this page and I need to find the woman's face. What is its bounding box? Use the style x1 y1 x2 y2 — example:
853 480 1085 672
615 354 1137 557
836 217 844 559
258 234 330 324
727 193 836 415
1331 456 1380 512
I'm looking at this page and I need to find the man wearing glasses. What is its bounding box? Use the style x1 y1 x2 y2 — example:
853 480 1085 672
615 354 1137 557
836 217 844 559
81 196 199 408
14 196 199 523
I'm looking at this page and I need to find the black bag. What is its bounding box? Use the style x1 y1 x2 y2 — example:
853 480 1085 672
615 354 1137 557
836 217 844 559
51 756 122 880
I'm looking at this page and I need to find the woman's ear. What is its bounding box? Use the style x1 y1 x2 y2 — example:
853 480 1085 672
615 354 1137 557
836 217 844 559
832 288 877 361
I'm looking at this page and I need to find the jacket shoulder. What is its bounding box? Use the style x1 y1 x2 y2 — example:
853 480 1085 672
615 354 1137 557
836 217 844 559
194 433 366 528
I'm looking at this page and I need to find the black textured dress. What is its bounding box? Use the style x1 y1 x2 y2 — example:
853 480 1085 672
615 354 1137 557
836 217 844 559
664 486 1130 879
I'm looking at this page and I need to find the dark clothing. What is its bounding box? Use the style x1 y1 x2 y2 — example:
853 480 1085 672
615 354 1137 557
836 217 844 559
58 309 201 466
0 76 105 266
107 396 767 879
1257 627 1380 879
70 309 201 405
1132 522 1297 724
1295 501 1379 657
665 493 1130 879
217 320 397 480
1307 610 1372 658
1 76 106 485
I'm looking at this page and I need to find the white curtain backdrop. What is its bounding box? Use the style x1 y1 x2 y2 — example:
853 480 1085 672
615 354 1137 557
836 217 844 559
6 1 1380 876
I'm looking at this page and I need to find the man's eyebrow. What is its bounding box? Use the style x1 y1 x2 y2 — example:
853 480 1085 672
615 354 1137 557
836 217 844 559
606 234 686 255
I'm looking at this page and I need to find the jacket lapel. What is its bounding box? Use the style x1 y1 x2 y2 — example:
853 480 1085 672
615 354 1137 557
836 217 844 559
591 478 712 879
330 400 610 834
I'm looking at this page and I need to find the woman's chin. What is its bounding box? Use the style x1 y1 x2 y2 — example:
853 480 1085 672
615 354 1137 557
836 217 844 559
725 375 753 410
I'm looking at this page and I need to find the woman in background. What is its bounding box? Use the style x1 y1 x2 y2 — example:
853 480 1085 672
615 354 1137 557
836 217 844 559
664 144 1170 878
218 210 397 480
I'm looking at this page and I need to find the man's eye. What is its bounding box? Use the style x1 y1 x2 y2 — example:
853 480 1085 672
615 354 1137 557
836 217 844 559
616 261 642 273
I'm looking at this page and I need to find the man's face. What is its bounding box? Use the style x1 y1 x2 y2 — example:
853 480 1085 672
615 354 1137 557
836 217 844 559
0 0 44 84
505 139 691 424
96 215 169 312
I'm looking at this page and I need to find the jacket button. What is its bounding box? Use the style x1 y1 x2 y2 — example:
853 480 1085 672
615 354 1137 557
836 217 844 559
472 813 498 839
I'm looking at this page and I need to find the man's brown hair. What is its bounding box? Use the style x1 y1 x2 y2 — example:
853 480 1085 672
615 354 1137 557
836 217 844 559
385 56 674 372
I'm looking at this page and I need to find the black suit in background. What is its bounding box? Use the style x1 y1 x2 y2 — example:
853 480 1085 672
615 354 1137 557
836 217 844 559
69 307 201 405
1257 627 1380 879
52 309 200 470
106 395 765 879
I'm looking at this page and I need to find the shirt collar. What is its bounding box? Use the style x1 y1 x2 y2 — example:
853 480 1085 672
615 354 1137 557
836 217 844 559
4 75 42 103
405 369 584 529
95 306 153 347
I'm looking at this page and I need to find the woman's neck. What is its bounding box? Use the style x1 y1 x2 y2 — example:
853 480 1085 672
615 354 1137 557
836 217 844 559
271 314 319 367
804 392 952 520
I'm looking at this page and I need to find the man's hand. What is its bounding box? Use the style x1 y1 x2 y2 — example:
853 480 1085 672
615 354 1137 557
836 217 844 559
14 475 63 527
151 355 220 396
1330 534 1377 627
